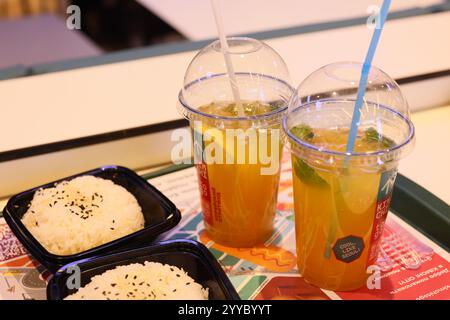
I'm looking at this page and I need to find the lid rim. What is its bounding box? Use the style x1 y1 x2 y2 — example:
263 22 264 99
211 36 264 54
178 72 294 122
282 101 415 158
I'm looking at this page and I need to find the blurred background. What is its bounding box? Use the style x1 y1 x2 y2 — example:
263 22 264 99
0 0 185 68
0 0 449 202
1 0 448 69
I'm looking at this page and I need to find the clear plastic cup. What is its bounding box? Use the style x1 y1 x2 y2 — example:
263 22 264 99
178 37 293 247
282 62 415 291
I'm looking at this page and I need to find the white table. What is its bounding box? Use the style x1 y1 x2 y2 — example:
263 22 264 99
137 0 445 40
402 105 450 204
0 105 448 207
0 11 449 202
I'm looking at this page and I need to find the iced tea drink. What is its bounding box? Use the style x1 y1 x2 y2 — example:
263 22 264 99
192 101 283 247
178 37 292 247
290 125 399 290
283 62 414 291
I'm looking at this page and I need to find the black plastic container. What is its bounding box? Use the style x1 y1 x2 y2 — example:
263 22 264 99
47 239 240 300
3 165 181 273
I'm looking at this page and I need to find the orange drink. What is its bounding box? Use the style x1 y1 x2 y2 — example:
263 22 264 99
283 62 415 291
290 125 398 290
192 101 283 247
178 38 292 248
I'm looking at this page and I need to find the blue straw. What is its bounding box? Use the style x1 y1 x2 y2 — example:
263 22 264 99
345 0 392 155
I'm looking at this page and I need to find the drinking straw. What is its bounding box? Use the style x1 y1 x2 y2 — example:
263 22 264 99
345 0 392 155
323 0 392 259
210 0 244 117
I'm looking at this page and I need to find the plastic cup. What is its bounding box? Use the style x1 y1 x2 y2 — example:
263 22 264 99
178 37 292 247
282 62 415 291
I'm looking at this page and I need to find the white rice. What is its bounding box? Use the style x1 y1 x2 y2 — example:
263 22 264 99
65 261 208 300
22 176 145 255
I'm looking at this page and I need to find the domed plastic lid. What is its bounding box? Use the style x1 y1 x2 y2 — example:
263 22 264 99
178 37 292 124
283 61 415 164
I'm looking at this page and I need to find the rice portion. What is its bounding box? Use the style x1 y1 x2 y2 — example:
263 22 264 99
65 262 208 300
22 176 145 255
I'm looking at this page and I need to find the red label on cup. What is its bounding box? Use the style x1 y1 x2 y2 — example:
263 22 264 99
196 163 213 225
367 170 397 266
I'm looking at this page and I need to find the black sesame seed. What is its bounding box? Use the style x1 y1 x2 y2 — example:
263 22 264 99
176 274 180 277
173 289 177 292
133 275 137 280
186 282 190 286
110 227 114 230
110 283 117 287
125 274 128 279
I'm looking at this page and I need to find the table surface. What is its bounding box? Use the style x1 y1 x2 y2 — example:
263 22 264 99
1 105 447 208
0 11 449 206
1 157 449 300
137 0 446 40
0 11 449 153
401 105 450 205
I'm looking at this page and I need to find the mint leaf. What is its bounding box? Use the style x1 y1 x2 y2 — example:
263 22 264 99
268 99 285 111
364 127 395 149
291 124 314 141
293 158 328 188
222 103 238 116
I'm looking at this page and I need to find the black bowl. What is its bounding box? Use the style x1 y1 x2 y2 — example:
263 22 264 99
2 165 181 273
47 239 240 300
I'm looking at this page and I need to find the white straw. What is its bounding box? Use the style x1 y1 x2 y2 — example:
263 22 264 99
210 0 244 116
